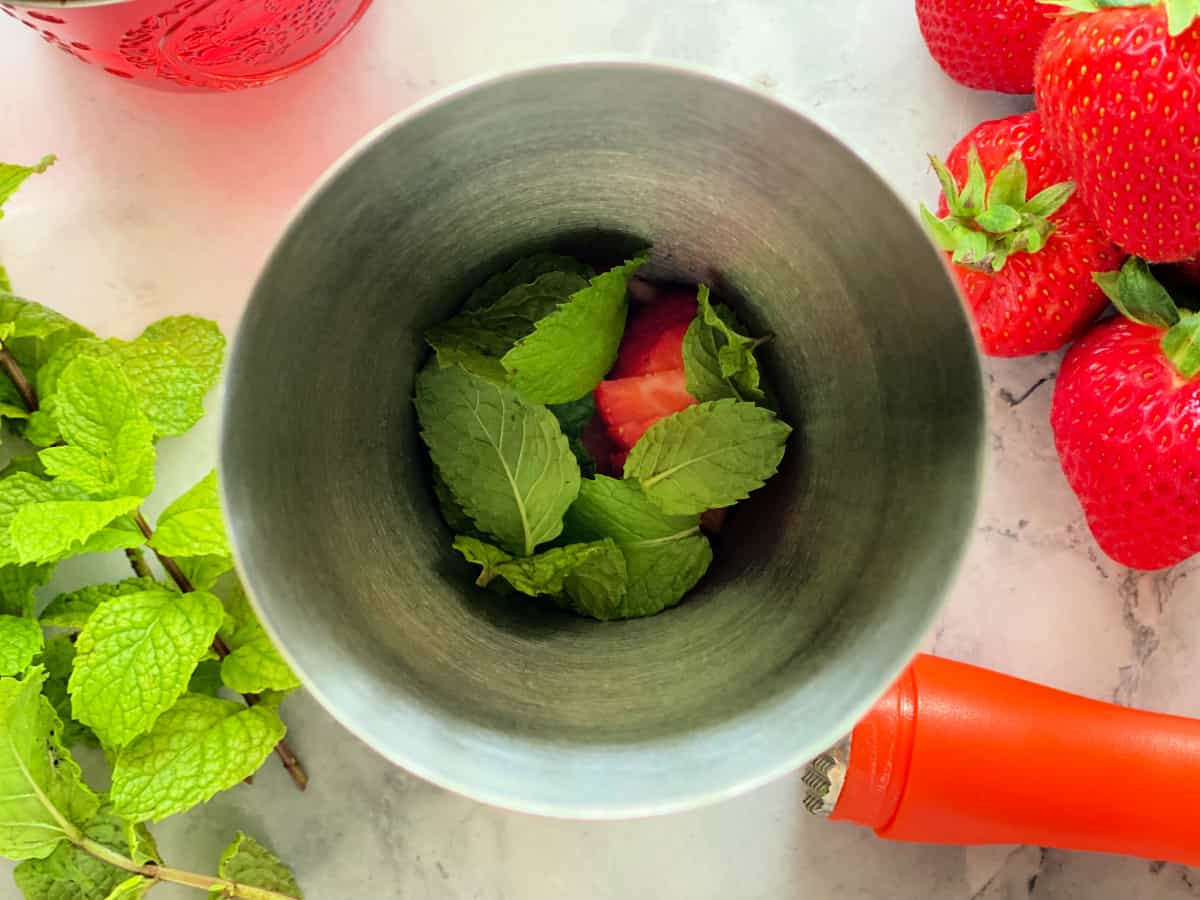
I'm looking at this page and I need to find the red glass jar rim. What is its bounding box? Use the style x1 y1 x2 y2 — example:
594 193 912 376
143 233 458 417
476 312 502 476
5 1 137 8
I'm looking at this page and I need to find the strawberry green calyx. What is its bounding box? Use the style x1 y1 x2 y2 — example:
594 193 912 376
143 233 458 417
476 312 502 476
920 146 1075 273
1093 258 1179 328
1162 314 1200 377
1094 257 1200 377
1040 0 1200 37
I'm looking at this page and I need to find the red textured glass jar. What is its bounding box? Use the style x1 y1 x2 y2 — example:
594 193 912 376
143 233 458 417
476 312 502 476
2 0 374 91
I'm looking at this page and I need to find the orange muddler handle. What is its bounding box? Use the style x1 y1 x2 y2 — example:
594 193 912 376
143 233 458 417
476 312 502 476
817 654 1200 865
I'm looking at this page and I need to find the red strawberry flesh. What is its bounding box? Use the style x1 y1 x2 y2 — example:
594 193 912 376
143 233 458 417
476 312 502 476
609 319 690 379
595 369 694 435
609 293 697 378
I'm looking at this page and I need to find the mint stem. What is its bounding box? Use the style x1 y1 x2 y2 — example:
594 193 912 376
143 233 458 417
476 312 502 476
79 836 301 900
124 546 152 579
0 346 37 411
132 511 196 593
130 509 308 791
0 351 308 791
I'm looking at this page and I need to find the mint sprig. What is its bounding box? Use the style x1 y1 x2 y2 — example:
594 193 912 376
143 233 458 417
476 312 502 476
683 285 769 404
0 156 307 899
0 157 54 295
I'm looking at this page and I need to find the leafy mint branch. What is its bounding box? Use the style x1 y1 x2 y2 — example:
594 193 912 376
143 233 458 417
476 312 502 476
0 156 309 899
0 316 307 790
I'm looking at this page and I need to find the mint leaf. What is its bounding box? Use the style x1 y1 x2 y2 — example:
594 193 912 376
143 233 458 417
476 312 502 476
0 456 47 479
176 554 233 592
148 470 228 559
464 253 594 311
451 534 622 599
565 477 712 618
683 286 767 404
0 474 79 563
427 271 589 380
215 832 304 899
0 668 100 859
111 694 285 822
415 365 580 556
0 265 9 295
187 659 223 698
431 467 480 537
0 563 53 618
560 542 630 621
550 396 598 477
39 430 155 500
13 496 143 564
624 400 790 516
69 589 224 748
139 315 225 391
109 338 208 438
39 446 124 498
0 296 93 376
682 316 736 403
451 535 512 585
40 578 163 630
34 337 110 403
71 516 145 559
105 876 153 899
502 256 646 403
0 473 143 565
13 804 130 900
0 615 42 675
218 582 299 695
125 820 159 866
37 635 96 748
32 324 220 443
44 354 156 499
23 410 62 449
253 690 290 714
0 156 54 216
492 540 622 599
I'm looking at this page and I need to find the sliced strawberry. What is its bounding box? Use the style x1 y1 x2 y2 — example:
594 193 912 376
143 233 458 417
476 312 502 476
610 449 629 475
595 369 695 434
612 415 662 451
610 318 690 378
609 293 697 378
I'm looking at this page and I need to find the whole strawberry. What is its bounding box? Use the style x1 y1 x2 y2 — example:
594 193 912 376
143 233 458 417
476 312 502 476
1035 3 1200 262
916 0 1055 94
1052 258 1200 570
923 111 1125 356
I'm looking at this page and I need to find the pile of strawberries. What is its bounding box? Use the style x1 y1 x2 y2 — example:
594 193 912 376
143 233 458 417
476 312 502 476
917 0 1200 571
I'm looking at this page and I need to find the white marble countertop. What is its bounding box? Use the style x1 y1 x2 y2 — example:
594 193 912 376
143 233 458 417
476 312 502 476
1 1 1197 898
